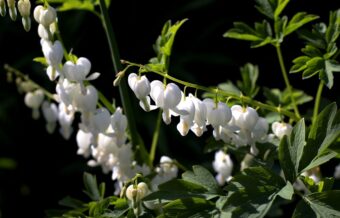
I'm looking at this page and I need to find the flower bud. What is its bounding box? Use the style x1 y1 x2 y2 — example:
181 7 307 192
17 0 30 17
21 16 31 31
0 0 6 17
128 73 151 100
39 5 56 26
7 0 17 21
24 89 44 109
33 5 43 23
272 121 292 139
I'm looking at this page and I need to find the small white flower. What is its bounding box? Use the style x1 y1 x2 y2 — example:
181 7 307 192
89 108 111 134
204 99 232 127
128 73 155 112
213 150 233 186
34 5 56 27
189 94 207 137
72 85 98 113
150 81 182 124
272 121 293 139
37 24 50 40
63 57 100 84
58 103 74 140
110 107 127 146
126 182 149 202
231 105 259 131
175 95 195 136
24 89 44 119
76 129 92 157
42 101 58 134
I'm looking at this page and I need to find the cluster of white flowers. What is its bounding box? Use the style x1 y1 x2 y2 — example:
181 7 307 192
18 3 179 194
128 73 296 184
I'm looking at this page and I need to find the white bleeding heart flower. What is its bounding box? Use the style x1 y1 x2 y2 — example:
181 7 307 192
63 57 100 84
213 150 233 186
89 108 111 134
24 89 45 119
175 95 195 136
56 79 78 110
204 99 232 128
128 73 154 111
150 80 182 124
76 129 92 157
42 101 58 134
37 24 50 40
188 94 207 137
34 5 56 27
110 107 127 146
252 117 269 142
72 85 98 113
125 182 149 202
58 102 74 140
272 121 293 139
41 39 63 67
231 105 259 131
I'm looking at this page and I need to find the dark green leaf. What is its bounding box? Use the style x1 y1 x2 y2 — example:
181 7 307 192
277 182 294 200
324 60 340 89
222 167 287 218
237 63 260 97
279 119 305 182
58 196 85 209
301 150 338 173
304 190 340 217
255 0 275 19
182 165 221 195
163 197 215 218
83 172 101 201
292 200 317 218
299 103 338 173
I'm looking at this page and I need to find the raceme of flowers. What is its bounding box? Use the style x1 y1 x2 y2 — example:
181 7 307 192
16 3 179 194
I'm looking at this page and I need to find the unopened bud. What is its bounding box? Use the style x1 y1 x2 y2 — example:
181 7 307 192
6 0 16 21
113 71 125 87
6 72 13 83
18 0 30 17
22 16 31 32
0 0 6 17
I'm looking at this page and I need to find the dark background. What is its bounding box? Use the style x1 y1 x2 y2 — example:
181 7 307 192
0 0 339 217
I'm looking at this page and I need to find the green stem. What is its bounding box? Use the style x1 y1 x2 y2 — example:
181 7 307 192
124 61 299 121
149 110 162 165
4 64 55 100
98 0 140 148
275 44 301 120
312 82 324 123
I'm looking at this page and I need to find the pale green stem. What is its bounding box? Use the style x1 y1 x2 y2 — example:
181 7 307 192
123 61 299 121
149 110 162 165
312 82 324 123
275 44 301 119
4 64 55 100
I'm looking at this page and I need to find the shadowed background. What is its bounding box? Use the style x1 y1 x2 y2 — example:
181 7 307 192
0 0 339 217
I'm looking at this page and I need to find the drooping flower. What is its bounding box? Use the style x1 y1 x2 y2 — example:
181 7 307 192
41 101 58 134
150 80 182 124
272 121 293 139
24 89 44 119
213 150 233 186
128 73 154 111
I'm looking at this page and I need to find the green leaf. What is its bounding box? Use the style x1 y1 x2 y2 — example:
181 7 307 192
279 119 305 182
83 172 101 201
57 0 94 12
221 167 288 218
255 0 275 19
284 12 319 36
299 103 338 173
301 150 338 173
324 60 340 89
274 0 290 19
277 182 294 200
160 19 188 56
163 197 215 218
224 22 262 41
182 165 221 195
58 196 85 209
292 200 317 218
237 63 260 98
290 56 310 73
33 57 48 66
304 190 340 217
143 179 209 203
302 57 324 79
